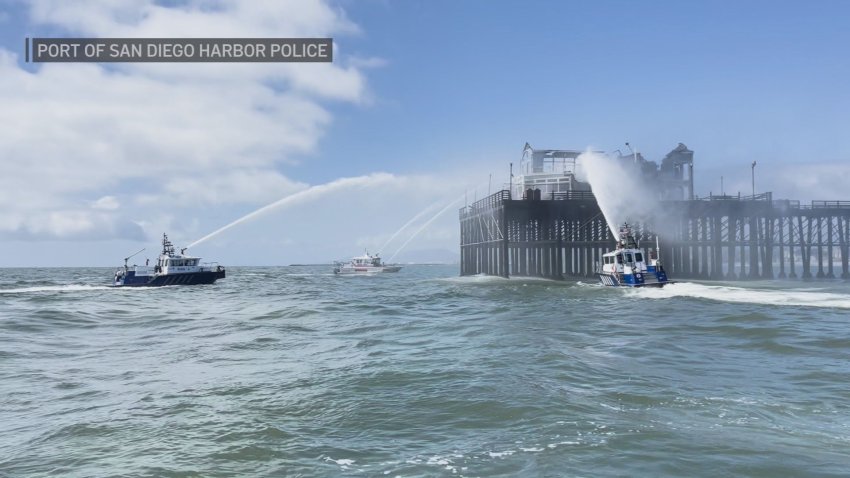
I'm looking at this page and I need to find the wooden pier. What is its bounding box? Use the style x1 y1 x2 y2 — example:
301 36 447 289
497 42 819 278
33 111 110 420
459 191 850 281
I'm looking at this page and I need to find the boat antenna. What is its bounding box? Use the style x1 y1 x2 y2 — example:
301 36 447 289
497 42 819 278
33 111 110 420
656 234 661 262
124 248 145 268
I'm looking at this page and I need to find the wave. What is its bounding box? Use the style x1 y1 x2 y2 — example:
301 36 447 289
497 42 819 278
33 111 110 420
437 274 509 284
437 274 563 285
0 284 122 294
628 282 850 309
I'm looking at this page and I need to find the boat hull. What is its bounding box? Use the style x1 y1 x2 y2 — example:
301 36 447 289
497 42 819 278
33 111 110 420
114 269 225 287
598 272 672 288
334 266 402 274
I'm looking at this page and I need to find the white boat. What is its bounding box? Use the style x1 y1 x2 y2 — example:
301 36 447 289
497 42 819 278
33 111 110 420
333 252 402 275
597 223 672 287
112 233 225 287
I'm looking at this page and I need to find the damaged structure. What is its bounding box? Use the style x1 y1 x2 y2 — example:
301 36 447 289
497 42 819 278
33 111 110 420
459 143 850 280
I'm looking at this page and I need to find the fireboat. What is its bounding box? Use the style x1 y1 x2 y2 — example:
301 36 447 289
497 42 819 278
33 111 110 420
112 233 226 287
597 223 672 287
333 252 402 275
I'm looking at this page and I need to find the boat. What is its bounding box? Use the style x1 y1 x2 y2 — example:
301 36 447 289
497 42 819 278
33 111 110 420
333 252 402 275
597 223 672 287
112 233 225 287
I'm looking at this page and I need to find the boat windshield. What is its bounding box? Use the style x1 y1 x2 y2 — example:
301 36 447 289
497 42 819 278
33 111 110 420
635 252 643 262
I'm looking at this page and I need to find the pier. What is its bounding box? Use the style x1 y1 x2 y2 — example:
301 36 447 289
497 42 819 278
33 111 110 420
459 144 850 281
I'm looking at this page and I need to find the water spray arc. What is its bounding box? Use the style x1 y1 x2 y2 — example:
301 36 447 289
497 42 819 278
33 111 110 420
378 199 444 254
575 150 659 241
187 173 394 249
387 192 468 263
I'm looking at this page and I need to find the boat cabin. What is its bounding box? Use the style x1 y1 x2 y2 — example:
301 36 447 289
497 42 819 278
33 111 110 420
602 249 646 275
348 253 383 267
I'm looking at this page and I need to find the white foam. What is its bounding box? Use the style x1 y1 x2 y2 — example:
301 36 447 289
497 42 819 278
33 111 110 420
627 282 850 309
425 456 450 465
438 274 509 284
486 450 515 458
574 281 603 288
438 274 561 285
0 284 117 294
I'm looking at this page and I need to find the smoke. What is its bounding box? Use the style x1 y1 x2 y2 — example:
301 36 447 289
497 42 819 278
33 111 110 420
575 151 659 240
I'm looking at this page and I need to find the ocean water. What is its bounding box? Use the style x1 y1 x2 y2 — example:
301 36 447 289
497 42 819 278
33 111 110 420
2 266 850 477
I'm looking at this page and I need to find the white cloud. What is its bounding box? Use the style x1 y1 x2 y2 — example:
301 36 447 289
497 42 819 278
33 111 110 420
141 169 309 207
0 0 372 241
91 195 120 210
348 56 389 69
0 209 145 241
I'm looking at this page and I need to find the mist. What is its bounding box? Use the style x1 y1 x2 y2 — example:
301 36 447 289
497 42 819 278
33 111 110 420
575 151 660 241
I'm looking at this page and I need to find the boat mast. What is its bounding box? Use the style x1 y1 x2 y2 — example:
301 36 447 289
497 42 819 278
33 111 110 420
161 233 175 256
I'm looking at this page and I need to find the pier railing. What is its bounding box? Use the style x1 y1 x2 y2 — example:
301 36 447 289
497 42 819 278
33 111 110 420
459 189 510 215
811 200 850 209
699 192 773 201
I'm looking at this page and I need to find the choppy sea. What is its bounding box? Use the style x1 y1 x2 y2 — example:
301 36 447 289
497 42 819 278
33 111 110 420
2 265 849 477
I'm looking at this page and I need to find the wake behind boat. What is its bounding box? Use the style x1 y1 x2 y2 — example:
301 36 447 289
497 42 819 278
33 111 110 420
113 233 225 287
333 252 402 275
598 223 672 287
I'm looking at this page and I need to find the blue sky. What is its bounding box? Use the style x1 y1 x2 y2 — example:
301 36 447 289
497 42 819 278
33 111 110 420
1 0 849 266
319 0 850 181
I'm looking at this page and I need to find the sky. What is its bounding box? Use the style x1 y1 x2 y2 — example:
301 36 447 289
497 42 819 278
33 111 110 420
1 0 849 267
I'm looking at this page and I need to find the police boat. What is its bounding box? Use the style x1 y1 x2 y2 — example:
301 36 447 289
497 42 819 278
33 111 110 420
598 223 672 287
333 252 402 275
113 233 226 287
